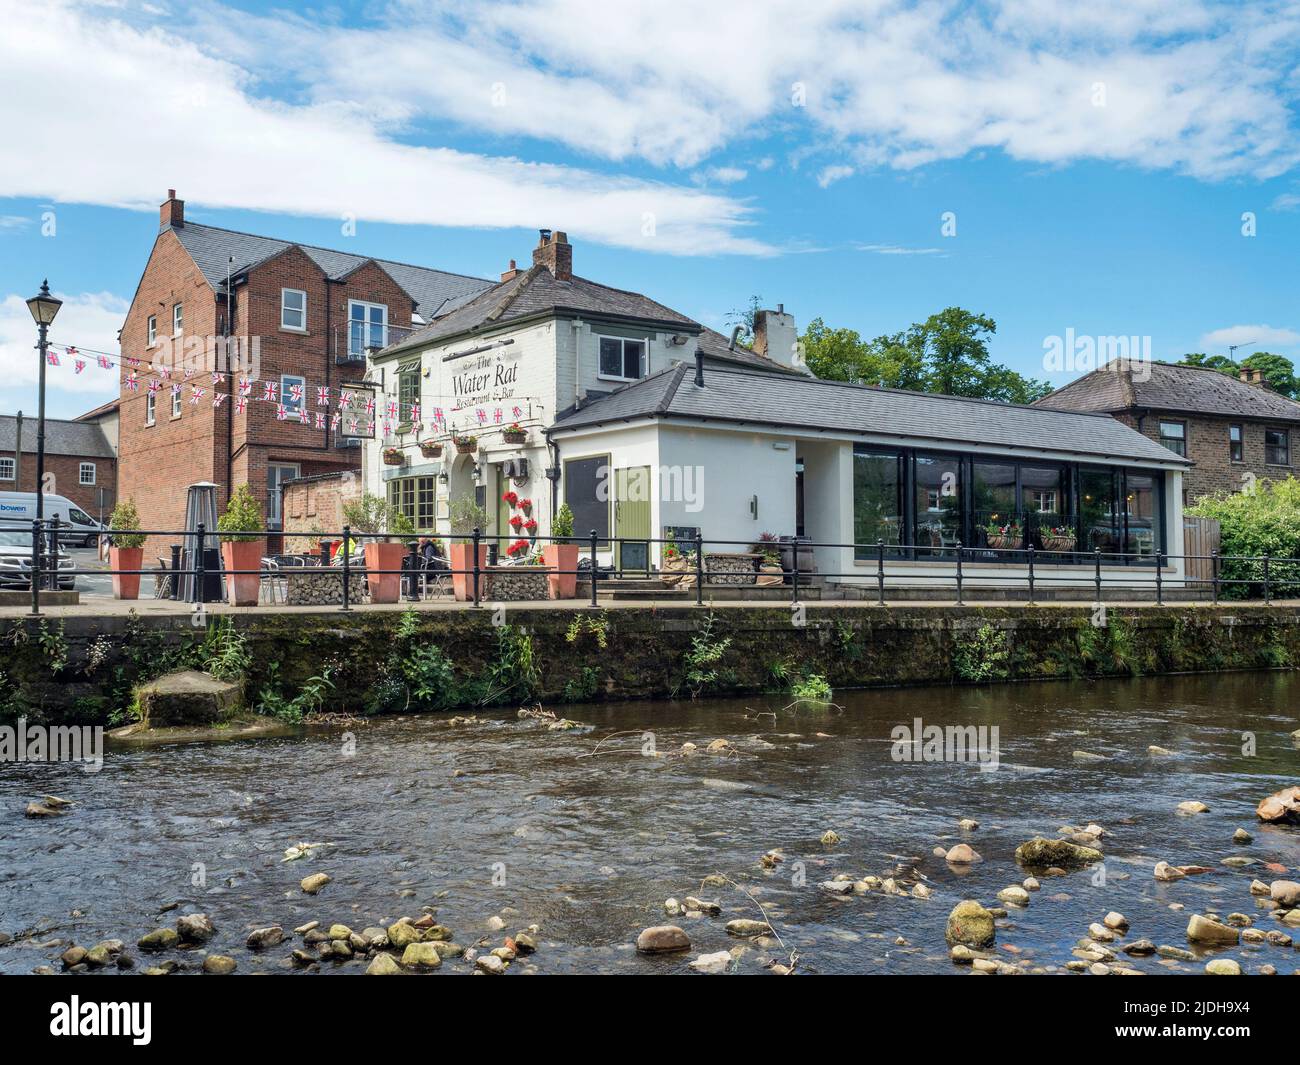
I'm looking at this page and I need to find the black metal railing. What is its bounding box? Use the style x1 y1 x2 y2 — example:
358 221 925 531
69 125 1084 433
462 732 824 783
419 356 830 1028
3 519 1298 616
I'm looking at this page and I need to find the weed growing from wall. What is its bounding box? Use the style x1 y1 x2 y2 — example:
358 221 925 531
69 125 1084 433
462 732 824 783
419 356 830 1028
953 623 1010 683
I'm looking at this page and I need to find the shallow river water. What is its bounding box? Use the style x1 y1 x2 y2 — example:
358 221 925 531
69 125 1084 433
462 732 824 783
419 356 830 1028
2 672 1298 975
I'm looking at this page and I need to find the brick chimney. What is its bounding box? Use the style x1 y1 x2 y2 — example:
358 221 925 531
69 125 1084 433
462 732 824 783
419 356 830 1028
1239 366 1267 387
500 259 520 282
532 229 572 281
753 305 799 369
160 189 184 229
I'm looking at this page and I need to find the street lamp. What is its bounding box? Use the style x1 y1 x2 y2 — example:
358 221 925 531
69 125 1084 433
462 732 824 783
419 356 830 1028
26 280 62 587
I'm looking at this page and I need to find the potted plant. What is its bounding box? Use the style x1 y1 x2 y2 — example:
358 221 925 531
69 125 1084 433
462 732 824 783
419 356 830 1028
509 514 524 532
382 446 404 466
659 541 697 589
216 483 267 606
756 550 784 587
502 490 518 508
1039 523 1077 552
523 517 538 534
452 433 477 455
544 502 581 599
343 493 409 603
507 538 530 558
447 496 490 601
502 421 527 444
518 497 533 516
984 515 1023 551
107 499 146 600
419 439 443 458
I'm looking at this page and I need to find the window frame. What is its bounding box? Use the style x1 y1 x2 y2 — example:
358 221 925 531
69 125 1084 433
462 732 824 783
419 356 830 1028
1158 419 1186 457
1265 427 1291 467
596 335 648 383
172 302 183 336
78 462 96 486
145 390 156 426
146 315 157 346
1229 423 1244 464
397 367 420 427
280 288 307 332
0 456 14 481
281 373 307 415
171 388 182 419
347 300 388 357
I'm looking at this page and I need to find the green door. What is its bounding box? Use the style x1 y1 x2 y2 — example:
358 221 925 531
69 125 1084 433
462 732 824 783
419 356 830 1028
496 468 513 559
614 466 652 574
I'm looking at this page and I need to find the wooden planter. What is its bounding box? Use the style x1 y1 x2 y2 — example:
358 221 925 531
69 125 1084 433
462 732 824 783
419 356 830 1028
502 430 527 444
109 546 144 600
543 543 580 599
419 443 443 459
220 539 266 606
364 541 407 603
448 541 490 601
382 450 404 466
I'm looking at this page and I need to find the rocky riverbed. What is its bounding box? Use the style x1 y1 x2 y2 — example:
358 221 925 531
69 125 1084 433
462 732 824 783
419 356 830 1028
1 672 1298 975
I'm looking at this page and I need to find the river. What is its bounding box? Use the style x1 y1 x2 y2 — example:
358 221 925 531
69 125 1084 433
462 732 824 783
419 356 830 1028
2 672 1298 974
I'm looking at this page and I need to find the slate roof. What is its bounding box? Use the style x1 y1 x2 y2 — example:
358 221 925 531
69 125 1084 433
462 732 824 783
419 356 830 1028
1034 360 1300 423
168 222 492 319
549 364 1191 466
0 416 115 458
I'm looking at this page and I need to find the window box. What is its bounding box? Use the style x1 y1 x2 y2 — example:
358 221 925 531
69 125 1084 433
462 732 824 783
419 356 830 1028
419 441 443 458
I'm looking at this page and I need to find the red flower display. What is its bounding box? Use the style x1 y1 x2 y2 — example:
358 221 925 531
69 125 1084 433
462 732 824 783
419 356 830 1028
502 490 519 506
509 515 524 529
507 539 530 557
523 518 538 531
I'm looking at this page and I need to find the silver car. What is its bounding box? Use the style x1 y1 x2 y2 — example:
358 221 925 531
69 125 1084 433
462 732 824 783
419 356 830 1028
0 530 76 590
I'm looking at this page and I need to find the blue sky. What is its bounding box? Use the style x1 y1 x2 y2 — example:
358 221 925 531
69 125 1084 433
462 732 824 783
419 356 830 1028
2 0 1299 419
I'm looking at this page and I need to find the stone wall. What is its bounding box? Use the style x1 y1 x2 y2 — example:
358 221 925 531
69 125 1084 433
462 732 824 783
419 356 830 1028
284 568 367 606
705 553 760 586
5 603 1300 724
484 566 550 601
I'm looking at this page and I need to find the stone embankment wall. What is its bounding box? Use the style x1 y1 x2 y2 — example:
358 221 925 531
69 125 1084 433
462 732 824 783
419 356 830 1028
3 604 1299 724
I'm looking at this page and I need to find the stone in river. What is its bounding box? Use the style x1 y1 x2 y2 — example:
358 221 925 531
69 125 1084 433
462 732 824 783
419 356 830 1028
1153 861 1185 882
400 942 443 970
820 880 854 894
636 925 691 953
1177 801 1209 814
1270 881 1300 908
997 885 1030 907
60 946 87 969
1233 828 1253 844
820 829 842 846
945 901 995 948
689 950 732 974
725 919 772 937
1186 914 1239 946
366 953 402 975
1147 745 1174 755
945 843 981 864
684 896 721 916
202 954 236 974
1088 923 1116 942
176 913 215 944
1072 750 1109 761
25 802 65 818
245 926 284 951
1156 945 1196 962
1205 959 1241 976
134 669 243 727
958 818 979 831
300 872 331 895
1015 837 1103 869
137 928 179 952
475 955 506 975
1256 786 1300 824
1123 939 1156 956
1103 912 1129 931
512 932 538 954
387 921 421 949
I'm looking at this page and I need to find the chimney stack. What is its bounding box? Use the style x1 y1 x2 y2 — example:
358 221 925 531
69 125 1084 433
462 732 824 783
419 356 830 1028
160 189 184 229
532 229 572 281
752 305 800 370
1239 366 1267 387
500 259 520 282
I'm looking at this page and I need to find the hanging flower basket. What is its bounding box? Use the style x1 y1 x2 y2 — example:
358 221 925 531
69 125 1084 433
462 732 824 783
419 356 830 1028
502 490 519 507
519 497 532 516
523 517 538 533
452 434 477 454
382 447 404 466
502 422 527 444
509 515 524 530
419 440 443 458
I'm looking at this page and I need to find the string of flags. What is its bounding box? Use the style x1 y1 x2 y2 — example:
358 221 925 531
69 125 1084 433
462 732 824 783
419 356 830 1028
42 341 535 440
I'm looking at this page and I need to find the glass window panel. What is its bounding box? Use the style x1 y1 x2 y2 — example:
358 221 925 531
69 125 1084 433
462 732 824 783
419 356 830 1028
624 340 645 379
1021 465 1070 550
1158 421 1186 457
1266 428 1289 465
914 453 962 555
1079 468 1119 554
852 447 903 558
599 337 622 377
972 462 1017 550
1124 472 1161 559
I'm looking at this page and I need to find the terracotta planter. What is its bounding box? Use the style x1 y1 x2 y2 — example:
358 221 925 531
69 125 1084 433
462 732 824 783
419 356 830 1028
220 539 266 606
544 543 581 599
110 546 144 600
755 562 784 587
448 541 491 601
364 541 408 604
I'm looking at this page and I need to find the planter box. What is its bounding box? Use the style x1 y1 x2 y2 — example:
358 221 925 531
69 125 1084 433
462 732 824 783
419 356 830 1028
705 552 762 586
543 543 581 599
110 546 144 600
448 541 490 601
382 451 404 466
220 539 266 606
284 568 366 606
454 441 477 454
986 535 1021 550
364 541 408 604
1040 535 1076 552
502 431 527 444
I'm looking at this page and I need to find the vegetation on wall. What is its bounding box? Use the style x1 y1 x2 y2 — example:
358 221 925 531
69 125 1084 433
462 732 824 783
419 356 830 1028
952 623 1010 682
1188 476 1300 599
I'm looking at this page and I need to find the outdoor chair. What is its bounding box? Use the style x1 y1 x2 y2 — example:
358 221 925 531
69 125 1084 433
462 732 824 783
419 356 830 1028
153 556 172 599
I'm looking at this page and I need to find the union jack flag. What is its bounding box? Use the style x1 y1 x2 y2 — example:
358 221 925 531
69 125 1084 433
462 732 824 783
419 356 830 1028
432 406 444 422
74 359 86 374
97 354 112 370
511 406 522 419
298 406 310 425
289 382 303 405
276 404 287 420
213 393 226 409
364 396 375 416
385 400 398 420
238 377 252 397
147 379 159 394
475 408 486 424
330 412 341 431
314 411 326 429
263 381 278 402
410 403 420 423
126 372 139 392
347 417 358 435
190 386 205 405
316 386 330 407
236 397 247 415
493 408 502 423
171 384 182 397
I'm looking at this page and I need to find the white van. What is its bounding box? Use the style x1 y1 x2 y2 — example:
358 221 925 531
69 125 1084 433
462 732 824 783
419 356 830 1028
0 492 106 547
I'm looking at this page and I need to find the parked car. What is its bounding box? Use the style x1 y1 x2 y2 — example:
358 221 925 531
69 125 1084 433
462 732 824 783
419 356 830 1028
0 529 76 590
0 491 106 547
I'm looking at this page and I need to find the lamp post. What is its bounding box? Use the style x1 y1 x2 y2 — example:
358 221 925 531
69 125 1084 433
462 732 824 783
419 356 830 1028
26 280 62 589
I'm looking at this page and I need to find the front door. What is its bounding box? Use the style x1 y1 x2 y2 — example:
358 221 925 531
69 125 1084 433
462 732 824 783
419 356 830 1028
496 467 513 558
613 466 651 574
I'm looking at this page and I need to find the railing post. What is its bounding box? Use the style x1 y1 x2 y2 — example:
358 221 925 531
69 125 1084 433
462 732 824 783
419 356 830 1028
1210 548 1219 605
954 542 963 605
694 531 704 607
194 521 207 604
1155 552 1164 605
1026 544 1035 604
1263 552 1271 604
788 536 798 607
592 530 601 608
1094 547 1102 603
29 518 40 616
341 525 352 611
405 539 420 601
876 539 885 607
472 527 482 607
48 517 60 593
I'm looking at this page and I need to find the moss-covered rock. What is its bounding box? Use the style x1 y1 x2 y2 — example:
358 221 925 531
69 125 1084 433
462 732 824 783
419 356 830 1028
1014 836 1104 870
945 900 996 947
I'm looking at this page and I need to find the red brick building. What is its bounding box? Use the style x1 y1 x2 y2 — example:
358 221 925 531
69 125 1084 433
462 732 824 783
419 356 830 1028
1035 360 1300 503
116 191 490 549
0 412 117 518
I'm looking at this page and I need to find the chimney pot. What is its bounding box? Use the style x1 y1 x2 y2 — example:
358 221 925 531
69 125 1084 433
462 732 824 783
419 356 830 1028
500 258 520 282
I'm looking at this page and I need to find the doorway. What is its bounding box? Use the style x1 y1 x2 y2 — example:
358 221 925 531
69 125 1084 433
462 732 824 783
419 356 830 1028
613 465 651 574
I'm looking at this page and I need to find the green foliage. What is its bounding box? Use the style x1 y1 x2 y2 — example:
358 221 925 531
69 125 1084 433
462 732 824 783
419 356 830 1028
481 623 541 706
38 620 68 673
790 672 833 701
952 623 1010 682
107 499 146 549
551 503 575 539
449 497 489 538
217 483 265 543
367 608 460 713
1188 477 1300 599
198 616 250 682
565 612 609 649
800 307 1050 403
676 612 731 699
391 510 416 537
256 662 335 724
1179 351 1298 398
562 666 601 702
342 493 409 540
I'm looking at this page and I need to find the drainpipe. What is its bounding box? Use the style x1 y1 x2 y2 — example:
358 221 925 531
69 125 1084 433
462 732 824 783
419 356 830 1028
546 432 561 519
572 318 586 403
694 348 705 387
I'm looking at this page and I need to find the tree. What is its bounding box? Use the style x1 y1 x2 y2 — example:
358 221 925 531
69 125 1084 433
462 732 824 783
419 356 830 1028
1177 351 1298 398
724 295 763 349
799 306 1049 402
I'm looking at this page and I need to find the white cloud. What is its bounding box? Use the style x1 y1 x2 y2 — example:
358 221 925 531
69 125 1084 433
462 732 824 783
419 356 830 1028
695 166 748 185
856 243 946 256
0 291 128 418
1272 193 1300 211
816 165 854 188
1200 324 1300 349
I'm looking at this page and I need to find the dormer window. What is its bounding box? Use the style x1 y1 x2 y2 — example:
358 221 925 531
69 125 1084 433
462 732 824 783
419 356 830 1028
598 336 646 382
